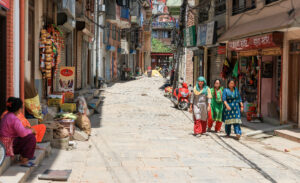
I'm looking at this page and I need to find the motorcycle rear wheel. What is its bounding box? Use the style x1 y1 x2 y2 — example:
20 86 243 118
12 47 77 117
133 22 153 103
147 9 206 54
178 101 188 110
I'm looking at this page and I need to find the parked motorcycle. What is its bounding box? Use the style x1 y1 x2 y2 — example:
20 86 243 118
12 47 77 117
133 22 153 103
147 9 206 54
171 83 190 110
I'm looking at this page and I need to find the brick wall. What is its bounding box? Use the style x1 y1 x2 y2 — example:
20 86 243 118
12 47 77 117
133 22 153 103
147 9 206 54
186 49 194 86
6 0 14 98
184 5 195 86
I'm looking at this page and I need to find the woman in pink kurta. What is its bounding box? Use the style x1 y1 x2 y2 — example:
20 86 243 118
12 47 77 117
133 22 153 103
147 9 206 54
0 97 36 167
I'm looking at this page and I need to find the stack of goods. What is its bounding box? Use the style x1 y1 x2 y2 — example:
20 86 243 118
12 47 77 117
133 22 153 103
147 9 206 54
164 86 173 97
48 93 65 107
60 103 77 113
54 113 77 137
24 81 43 121
39 25 64 79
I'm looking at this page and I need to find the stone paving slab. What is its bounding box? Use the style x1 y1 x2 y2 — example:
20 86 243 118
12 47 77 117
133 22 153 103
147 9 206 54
27 77 300 183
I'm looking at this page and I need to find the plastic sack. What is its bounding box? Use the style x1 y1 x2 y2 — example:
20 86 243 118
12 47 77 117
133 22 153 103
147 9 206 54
75 96 90 116
24 95 43 121
75 114 91 136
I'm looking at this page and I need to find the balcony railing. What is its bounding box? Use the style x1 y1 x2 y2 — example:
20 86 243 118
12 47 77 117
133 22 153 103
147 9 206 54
152 22 176 29
120 7 130 20
232 0 256 15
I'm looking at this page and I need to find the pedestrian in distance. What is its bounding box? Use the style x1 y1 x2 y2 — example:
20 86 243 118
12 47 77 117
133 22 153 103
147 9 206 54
189 76 212 136
208 79 223 133
222 79 244 140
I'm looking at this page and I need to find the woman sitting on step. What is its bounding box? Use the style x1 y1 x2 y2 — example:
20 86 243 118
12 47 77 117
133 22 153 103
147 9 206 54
0 97 37 167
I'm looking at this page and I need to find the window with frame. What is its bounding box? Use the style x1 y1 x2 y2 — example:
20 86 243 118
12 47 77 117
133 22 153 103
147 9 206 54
198 6 209 23
232 0 256 15
106 23 110 42
215 0 226 16
152 30 158 38
266 0 279 4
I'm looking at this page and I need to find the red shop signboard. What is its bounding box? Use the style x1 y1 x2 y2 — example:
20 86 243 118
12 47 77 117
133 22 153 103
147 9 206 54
228 32 283 51
0 0 10 9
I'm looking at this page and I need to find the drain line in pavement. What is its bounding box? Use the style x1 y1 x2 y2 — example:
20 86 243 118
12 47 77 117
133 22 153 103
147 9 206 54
179 110 277 183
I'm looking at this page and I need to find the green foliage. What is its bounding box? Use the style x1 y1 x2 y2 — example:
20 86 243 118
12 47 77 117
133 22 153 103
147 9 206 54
151 38 173 53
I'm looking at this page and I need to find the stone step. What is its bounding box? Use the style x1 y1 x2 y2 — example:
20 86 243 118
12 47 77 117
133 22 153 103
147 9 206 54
88 109 95 117
87 96 104 110
275 129 300 143
84 93 94 103
0 157 12 176
0 142 51 183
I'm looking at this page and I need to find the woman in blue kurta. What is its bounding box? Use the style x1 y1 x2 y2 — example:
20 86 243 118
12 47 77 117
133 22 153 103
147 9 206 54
222 79 244 140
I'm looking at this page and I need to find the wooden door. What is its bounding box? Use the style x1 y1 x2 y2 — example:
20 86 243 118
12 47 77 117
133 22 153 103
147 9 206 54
288 54 300 123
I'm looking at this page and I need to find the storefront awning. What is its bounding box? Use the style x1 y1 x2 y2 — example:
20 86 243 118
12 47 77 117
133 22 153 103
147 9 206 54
219 12 297 42
151 53 173 56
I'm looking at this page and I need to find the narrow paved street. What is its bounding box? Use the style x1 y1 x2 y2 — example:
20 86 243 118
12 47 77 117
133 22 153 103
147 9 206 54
28 77 300 183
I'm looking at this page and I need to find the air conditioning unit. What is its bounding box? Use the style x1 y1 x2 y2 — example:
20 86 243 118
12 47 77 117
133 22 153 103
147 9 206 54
99 4 105 12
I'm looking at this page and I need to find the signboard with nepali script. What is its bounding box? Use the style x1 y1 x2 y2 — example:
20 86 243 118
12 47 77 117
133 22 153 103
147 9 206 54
59 67 75 102
228 33 283 51
0 0 10 9
184 26 196 47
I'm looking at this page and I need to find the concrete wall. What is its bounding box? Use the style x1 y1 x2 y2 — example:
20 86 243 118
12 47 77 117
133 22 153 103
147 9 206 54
13 0 20 97
227 0 300 29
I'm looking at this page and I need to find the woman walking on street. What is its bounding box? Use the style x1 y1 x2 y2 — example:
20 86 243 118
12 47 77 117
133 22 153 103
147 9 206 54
222 79 244 140
189 76 212 136
208 79 223 133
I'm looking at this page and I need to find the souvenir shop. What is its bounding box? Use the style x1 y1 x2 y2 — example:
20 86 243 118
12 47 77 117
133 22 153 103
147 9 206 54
228 32 283 121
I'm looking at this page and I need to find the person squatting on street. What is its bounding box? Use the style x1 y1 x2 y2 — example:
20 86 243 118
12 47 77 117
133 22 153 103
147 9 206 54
189 76 212 136
0 97 37 167
222 79 244 140
208 79 223 133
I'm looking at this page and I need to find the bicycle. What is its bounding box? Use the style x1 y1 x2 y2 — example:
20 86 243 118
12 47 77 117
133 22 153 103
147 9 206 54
0 141 6 166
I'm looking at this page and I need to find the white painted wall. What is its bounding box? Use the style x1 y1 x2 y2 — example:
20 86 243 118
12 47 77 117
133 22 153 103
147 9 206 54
13 0 20 97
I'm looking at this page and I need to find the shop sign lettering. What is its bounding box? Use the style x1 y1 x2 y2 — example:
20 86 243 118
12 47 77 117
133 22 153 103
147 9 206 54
228 33 277 51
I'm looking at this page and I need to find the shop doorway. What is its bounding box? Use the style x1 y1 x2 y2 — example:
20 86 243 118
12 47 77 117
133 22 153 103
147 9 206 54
0 14 7 113
288 53 300 123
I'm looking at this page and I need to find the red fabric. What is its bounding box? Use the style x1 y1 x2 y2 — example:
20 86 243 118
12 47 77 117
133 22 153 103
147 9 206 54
208 121 222 132
13 133 36 159
182 82 188 88
32 124 46 143
0 137 14 156
215 121 222 132
194 120 207 134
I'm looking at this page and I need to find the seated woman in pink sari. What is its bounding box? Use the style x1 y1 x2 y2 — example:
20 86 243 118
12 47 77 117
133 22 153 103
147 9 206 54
0 97 36 167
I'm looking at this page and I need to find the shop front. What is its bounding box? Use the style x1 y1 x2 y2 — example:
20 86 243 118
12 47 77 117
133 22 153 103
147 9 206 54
150 53 173 69
228 32 283 122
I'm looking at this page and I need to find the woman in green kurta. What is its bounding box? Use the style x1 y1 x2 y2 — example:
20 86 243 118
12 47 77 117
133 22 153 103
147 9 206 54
208 79 223 132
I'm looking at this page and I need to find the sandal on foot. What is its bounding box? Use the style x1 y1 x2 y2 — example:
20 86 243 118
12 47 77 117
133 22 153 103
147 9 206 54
20 162 36 167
